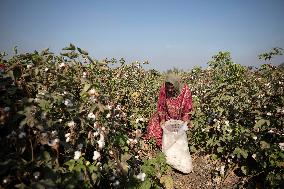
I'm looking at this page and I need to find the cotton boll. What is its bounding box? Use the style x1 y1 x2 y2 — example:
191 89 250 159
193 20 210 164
52 130 58 136
279 143 284 151
97 134 105 149
27 64 33 69
74 151 81 160
4 107 10 112
82 72 87 78
113 180 120 186
97 140 105 149
136 172 146 181
88 88 97 96
93 131 99 137
93 151 100 160
88 112 96 120
33 172 40 180
18 132 26 139
220 165 225 176
64 99 73 107
59 62 65 68
67 121 75 127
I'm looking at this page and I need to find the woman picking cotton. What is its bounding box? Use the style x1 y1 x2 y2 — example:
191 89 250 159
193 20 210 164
145 73 193 173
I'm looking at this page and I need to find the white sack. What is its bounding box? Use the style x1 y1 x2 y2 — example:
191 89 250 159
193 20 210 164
162 119 193 173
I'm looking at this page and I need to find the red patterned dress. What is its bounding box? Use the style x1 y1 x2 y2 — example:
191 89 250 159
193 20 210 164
146 83 193 148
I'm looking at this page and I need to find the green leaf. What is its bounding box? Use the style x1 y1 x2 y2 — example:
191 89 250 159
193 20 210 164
87 56 94 63
138 179 151 189
254 119 266 129
241 166 248 175
121 153 131 162
64 159 76 171
88 164 98 173
217 147 223 153
160 175 174 189
77 47 89 55
42 151 51 161
211 154 219 160
13 46 18 54
14 183 27 189
82 83 91 93
0 160 15 176
233 147 248 159
260 140 270 149
241 150 248 159
38 99 51 110
62 43 76 51
190 146 197 153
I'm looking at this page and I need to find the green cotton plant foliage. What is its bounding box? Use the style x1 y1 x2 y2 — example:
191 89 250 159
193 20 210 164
0 46 283 188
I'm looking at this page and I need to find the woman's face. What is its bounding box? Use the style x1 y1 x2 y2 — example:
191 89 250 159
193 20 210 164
165 82 175 97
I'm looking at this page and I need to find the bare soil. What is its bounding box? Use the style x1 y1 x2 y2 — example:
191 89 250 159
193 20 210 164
170 154 242 189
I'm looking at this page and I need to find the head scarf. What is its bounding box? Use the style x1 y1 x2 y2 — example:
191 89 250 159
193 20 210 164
165 73 183 95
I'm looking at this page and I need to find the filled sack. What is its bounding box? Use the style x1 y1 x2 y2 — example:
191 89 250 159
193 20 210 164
162 119 193 173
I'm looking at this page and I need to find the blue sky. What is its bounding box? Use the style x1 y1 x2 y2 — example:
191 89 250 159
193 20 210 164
1 0 284 71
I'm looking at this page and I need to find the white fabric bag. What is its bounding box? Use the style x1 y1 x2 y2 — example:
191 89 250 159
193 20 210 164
162 119 193 173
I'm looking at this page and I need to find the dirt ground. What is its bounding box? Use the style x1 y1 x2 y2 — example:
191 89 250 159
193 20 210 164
170 154 242 189
140 141 247 189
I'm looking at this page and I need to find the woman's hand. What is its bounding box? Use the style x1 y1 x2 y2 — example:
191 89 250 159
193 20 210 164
183 120 193 128
188 121 194 129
